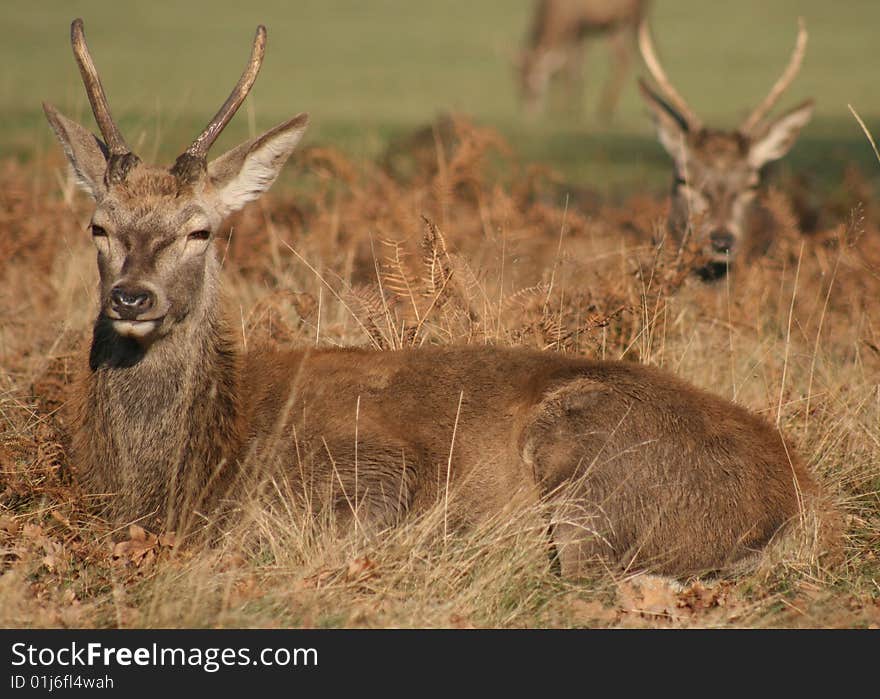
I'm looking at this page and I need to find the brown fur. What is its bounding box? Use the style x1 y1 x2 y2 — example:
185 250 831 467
666 130 809 280
46 23 829 579
638 29 814 280
71 290 822 576
63 167 826 578
517 0 649 118
665 129 770 272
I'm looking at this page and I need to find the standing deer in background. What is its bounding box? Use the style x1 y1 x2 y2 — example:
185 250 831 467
638 20 814 280
47 19 831 578
516 0 649 119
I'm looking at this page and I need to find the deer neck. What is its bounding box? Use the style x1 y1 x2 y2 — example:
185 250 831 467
78 277 244 531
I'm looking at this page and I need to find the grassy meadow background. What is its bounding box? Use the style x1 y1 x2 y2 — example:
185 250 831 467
0 1 878 628
3 0 880 192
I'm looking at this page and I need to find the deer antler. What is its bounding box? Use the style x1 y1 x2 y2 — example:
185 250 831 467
70 19 129 156
172 25 266 182
740 18 808 134
71 19 140 182
638 20 701 131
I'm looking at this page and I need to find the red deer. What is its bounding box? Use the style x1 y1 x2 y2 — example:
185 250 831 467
516 0 650 119
638 20 814 280
45 19 831 577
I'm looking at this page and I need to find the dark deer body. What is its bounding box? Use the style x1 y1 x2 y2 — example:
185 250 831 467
49 20 830 577
637 20 814 280
517 0 649 118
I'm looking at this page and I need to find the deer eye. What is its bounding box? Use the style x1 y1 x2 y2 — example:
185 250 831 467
90 224 107 237
187 230 211 241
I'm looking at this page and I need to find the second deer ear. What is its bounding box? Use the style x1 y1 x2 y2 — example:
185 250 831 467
207 113 309 217
747 99 814 169
638 79 692 171
43 102 110 199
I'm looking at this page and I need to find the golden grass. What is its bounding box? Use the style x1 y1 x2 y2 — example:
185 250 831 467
0 118 878 628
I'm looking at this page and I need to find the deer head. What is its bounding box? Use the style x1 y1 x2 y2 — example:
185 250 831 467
43 20 308 347
637 19 814 280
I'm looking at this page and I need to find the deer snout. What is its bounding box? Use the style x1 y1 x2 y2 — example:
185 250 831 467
709 230 736 254
110 285 156 320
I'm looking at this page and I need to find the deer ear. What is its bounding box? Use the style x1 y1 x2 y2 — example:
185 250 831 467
638 79 692 171
207 113 309 217
43 102 109 199
748 99 814 169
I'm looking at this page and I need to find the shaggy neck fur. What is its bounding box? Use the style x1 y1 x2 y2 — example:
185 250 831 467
73 258 244 533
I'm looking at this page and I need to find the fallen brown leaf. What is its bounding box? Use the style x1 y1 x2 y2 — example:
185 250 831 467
678 580 730 613
345 556 377 583
128 524 148 542
568 598 619 626
111 526 175 568
0 515 18 535
22 523 43 539
617 575 682 620
49 510 71 529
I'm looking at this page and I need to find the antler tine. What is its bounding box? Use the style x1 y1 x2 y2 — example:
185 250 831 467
184 25 267 160
70 18 130 156
741 18 808 134
637 20 702 131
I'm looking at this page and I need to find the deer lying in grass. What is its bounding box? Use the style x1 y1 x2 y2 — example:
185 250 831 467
638 20 814 280
47 20 829 578
516 0 649 119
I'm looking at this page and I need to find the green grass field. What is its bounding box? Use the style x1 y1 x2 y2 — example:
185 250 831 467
3 0 879 193
2 1 879 631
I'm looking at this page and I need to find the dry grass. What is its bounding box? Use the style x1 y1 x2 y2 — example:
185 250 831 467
0 117 878 628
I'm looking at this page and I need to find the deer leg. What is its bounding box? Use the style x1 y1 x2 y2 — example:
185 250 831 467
598 28 633 122
562 41 588 117
530 56 554 118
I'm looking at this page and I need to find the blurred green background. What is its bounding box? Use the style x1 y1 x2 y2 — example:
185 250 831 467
3 0 879 195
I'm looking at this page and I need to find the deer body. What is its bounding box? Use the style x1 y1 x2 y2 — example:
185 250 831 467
49 20 826 578
518 0 649 118
77 319 813 576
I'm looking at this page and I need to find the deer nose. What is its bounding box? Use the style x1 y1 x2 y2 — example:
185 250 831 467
709 231 735 254
110 285 155 319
